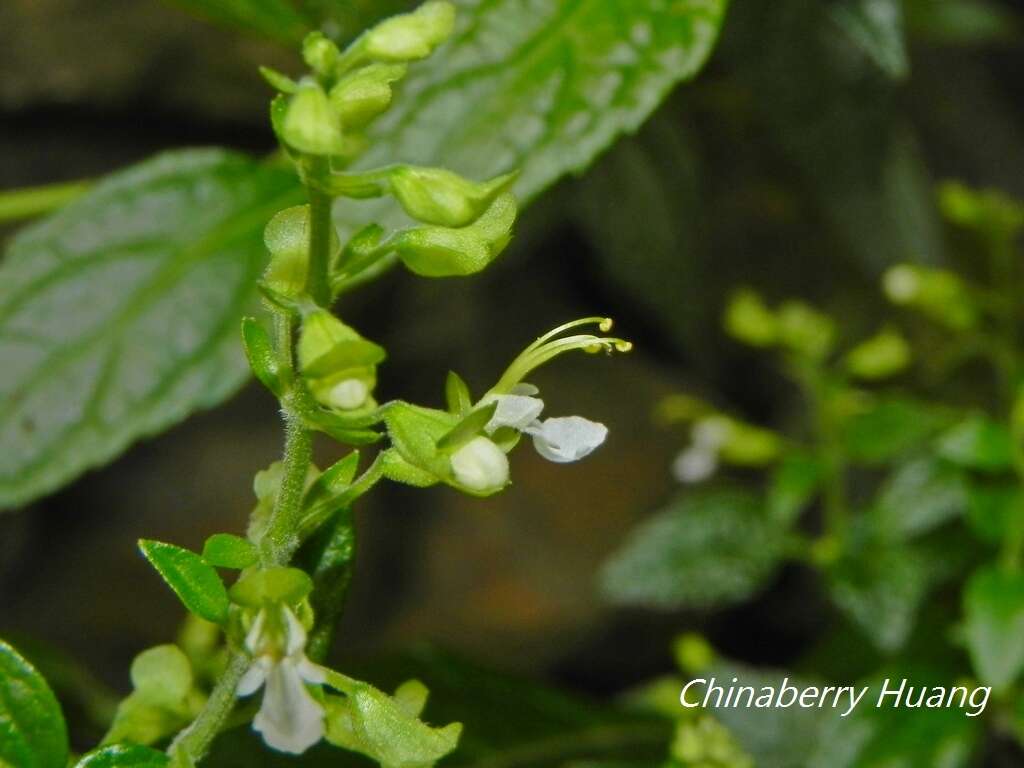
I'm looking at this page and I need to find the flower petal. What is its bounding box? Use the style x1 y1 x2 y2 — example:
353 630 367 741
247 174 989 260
295 656 327 684
244 609 267 654
283 606 307 657
510 382 539 396
254 659 325 754
527 416 608 463
237 656 271 697
485 394 544 433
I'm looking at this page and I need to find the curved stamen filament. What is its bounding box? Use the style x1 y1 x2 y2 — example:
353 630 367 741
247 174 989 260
492 325 630 394
521 317 613 355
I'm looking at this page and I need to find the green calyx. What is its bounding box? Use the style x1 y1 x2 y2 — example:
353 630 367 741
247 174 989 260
298 310 386 412
229 566 314 609
263 205 341 300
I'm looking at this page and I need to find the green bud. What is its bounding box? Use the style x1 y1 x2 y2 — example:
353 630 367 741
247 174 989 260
844 327 911 380
229 566 313 608
939 180 1024 240
673 633 715 674
696 415 781 466
724 289 777 347
302 31 340 77
776 300 835 360
363 1 455 62
282 83 345 156
330 63 407 129
299 310 386 411
882 264 977 330
390 166 517 228
130 645 193 709
393 192 517 277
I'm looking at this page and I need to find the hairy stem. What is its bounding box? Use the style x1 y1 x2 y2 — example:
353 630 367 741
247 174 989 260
166 163 343 765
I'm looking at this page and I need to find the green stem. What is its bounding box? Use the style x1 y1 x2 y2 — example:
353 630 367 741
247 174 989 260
801 362 848 541
167 654 249 767
305 159 333 308
0 179 91 223
166 160 343 764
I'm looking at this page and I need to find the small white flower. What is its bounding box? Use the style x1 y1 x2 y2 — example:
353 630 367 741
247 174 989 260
451 435 509 491
483 384 608 464
237 606 326 754
672 446 718 483
672 417 729 484
525 417 608 463
327 378 369 410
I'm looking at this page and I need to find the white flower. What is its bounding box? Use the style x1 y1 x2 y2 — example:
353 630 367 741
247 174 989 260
483 384 608 464
671 416 730 484
451 435 509 491
326 378 369 410
237 606 326 754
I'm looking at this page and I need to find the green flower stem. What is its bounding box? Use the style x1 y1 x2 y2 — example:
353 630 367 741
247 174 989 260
0 178 91 223
167 653 249 767
167 159 346 765
304 158 334 308
800 362 848 541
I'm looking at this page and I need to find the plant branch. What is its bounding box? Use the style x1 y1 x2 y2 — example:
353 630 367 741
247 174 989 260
0 179 92 223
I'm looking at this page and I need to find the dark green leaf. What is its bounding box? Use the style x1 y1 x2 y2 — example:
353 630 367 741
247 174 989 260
600 490 786 610
828 543 938 652
0 638 68 768
165 0 309 44
0 150 300 510
936 415 1015 472
298 506 357 662
75 744 169 768
873 457 967 539
139 539 230 624
965 480 1021 543
905 0 1021 46
828 0 908 79
767 451 822 526
963 565 1024 690
202 533 258 569
842 397 954 464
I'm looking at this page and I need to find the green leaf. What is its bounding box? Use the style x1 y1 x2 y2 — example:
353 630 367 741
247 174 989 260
165 0 309 44
828 0 908 79
965 480 1021 543
75 744 169 768
842 397 954 464
0 149 300 510
339 0 729 247
600 490 787 610
139 539 230 624
202 533 259 570
904 0 1021 46
828 543 937 652
873 457 967 539
936 415 1015 472
241 317 282 397
323 672 462 768
0 638 68 768
963 565 1024 690
767 451 822 525
297 505 357 661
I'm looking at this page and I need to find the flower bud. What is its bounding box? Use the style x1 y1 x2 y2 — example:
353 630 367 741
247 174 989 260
724 289 777 347
883 265 977 331
390 167 517 228
302 31 340 77
329 64 406 129
282 83 345 156
844 328 910 380
393 192 517 277
776 301 835 361
263 206 341 298
450 436 509 493
299 310 385 411
364 1 455 62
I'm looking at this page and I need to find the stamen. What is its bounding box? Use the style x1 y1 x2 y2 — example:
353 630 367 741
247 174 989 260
491 323 631 393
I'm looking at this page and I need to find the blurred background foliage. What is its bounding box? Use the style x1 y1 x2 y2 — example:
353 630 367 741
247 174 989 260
4 0 1024 765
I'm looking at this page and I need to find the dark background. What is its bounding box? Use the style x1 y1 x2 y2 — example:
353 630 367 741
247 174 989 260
2 0 1024 749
